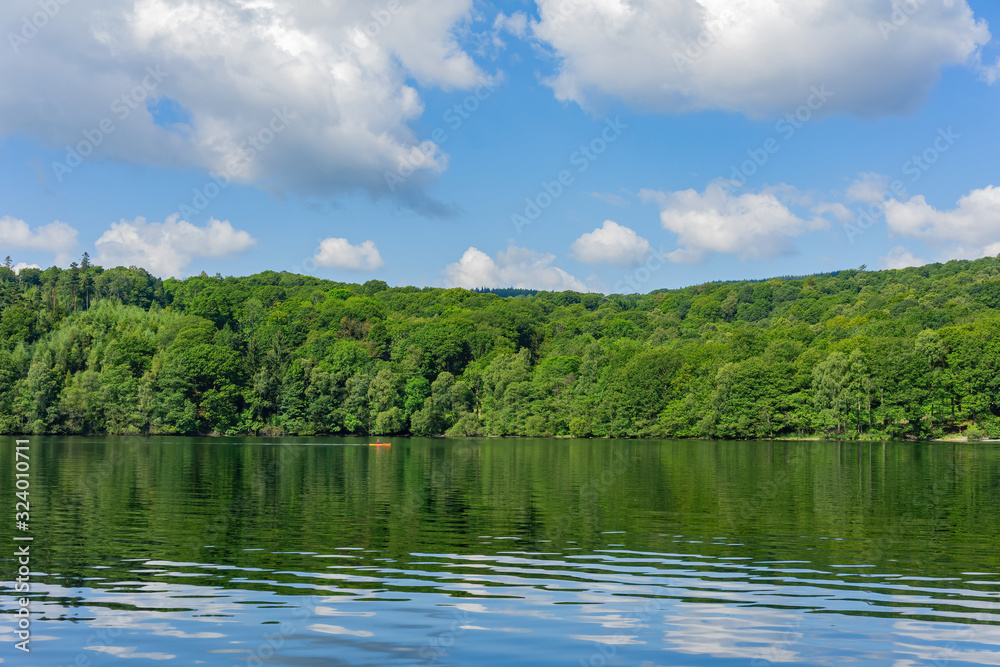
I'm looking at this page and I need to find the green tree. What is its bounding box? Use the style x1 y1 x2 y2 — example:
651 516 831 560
813 352 851 435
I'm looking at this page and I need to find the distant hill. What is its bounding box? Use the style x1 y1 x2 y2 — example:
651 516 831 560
1 254 999 440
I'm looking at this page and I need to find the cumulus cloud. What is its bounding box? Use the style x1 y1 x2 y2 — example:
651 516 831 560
0 0 487 203
571 220 650 265
884 186 1000 259
94 215 256 277
0 216 78 264
530 0 989 117
640 182 828 263
14 263 42 273
881 246 927 270
313 237 384 271
445 245 587 291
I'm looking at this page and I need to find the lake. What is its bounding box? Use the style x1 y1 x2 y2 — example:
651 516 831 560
2 437 1000 666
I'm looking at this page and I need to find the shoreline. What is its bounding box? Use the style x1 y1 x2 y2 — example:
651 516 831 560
5 433 999 443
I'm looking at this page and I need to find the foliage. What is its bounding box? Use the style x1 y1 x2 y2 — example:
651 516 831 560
2 254 1000 438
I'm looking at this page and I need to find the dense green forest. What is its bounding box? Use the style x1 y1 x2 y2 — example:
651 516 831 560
1 253 999 440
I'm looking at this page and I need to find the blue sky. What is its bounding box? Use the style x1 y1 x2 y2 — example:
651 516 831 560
2 0 999 292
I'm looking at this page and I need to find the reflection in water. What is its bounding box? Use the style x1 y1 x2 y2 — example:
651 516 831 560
1 437 999 665
662 604 805 663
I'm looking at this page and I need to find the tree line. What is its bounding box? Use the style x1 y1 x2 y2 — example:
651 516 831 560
1 253 999 439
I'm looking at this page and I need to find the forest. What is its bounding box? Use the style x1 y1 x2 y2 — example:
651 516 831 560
1 253 999 440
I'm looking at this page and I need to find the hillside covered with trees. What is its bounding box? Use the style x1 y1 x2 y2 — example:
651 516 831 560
1 254 999 440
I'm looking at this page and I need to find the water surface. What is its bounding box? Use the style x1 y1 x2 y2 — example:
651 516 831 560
2 437 999 665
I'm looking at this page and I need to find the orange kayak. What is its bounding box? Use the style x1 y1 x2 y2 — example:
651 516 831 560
369 442 391 447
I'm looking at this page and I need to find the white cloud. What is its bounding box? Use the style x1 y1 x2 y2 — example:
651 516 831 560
881 246 927 270
590 192 630 207
383 0 483 90
0 0 487 203
980 55 1000 84
641 182 827 263
884 186 1000 259
846 173 891 204
94 215 256 277
445 245 587 291
812 202 854 224
14 263 42 273
0 216 78 264
494 11 529 39
313 237 384 271
530 0 989 117
571 220 650 265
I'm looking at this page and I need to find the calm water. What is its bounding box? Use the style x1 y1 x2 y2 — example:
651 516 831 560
2 437 1000 666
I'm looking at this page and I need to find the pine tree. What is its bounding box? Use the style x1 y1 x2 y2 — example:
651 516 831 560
68 262 81 312
80 252 93 310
